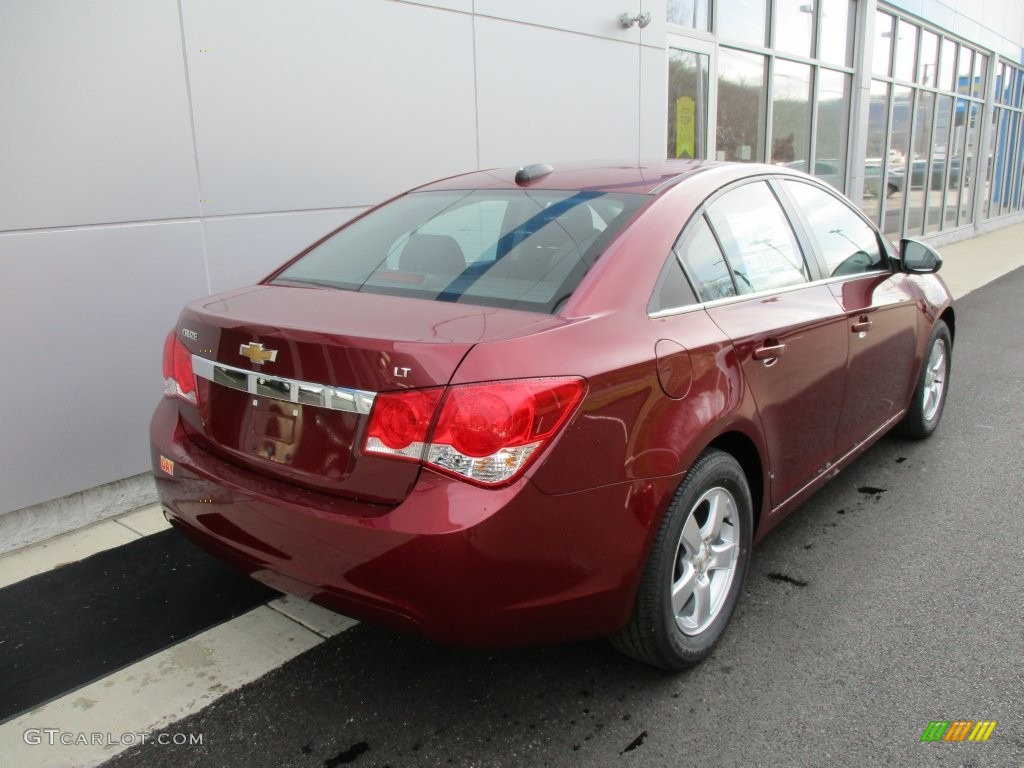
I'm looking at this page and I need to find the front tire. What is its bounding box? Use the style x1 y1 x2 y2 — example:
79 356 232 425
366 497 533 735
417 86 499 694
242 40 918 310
895 320 951 439
610 449 752 670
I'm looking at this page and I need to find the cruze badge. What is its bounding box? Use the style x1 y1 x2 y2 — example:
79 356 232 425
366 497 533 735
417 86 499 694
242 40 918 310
239 342 278 365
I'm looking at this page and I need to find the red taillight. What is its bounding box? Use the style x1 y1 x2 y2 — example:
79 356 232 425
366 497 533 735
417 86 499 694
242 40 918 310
364 388 443 460
363 378 585 486
162 330 198 405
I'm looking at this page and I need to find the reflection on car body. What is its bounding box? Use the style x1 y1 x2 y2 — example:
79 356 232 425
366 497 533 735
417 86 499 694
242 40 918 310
152 160 954 669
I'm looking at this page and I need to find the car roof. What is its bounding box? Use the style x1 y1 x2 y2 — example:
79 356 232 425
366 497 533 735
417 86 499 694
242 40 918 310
412 160 802 196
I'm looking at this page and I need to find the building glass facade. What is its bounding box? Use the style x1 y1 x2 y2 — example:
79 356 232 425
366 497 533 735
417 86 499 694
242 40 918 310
667 0 1023 242
986 59 1024 219
669 0 856 195
864 9 988 239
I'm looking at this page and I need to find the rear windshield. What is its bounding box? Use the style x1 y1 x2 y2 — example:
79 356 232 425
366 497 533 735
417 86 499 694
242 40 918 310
271 189 649 313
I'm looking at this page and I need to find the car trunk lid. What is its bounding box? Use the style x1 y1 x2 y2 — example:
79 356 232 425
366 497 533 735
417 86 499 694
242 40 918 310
176 285 562 504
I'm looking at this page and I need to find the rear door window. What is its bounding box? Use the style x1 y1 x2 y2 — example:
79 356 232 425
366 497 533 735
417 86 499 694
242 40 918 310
705 181 809 294
675 215 736 303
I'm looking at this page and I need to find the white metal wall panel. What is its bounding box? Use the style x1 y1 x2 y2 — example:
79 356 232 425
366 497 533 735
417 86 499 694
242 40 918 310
399 0 473 12
474 0 642 42
202 208 365 294
0 223 208 514
474 18 641 167
639 45 668 160
180 0 478 217
0 1 200 232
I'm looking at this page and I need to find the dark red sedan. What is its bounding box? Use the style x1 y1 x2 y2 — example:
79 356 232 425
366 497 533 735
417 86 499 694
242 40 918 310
152 161 953 669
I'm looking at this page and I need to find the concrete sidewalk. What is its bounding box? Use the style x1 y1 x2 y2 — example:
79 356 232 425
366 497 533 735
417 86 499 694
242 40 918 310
930 221 1024 298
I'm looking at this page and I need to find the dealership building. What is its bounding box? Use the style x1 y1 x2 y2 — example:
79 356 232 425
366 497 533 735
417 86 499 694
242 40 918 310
2 0 1023 550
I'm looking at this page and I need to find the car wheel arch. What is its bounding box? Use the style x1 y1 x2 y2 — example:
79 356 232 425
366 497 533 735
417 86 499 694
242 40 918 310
622 426 765 607
940 307 955 345
706 431 766 538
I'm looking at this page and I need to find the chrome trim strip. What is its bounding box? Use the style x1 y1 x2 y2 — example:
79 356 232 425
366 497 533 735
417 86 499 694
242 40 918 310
191 356 376 415
647 269 893 319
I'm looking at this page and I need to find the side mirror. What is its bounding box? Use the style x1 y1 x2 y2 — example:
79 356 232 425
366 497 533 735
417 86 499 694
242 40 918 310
900 238 942 274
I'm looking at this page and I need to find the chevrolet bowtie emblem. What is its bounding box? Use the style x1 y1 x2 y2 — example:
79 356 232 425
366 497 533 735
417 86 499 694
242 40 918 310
239 342 278 365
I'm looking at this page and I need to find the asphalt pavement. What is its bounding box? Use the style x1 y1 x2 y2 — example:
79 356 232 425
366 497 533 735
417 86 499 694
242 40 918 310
96 264 1024 767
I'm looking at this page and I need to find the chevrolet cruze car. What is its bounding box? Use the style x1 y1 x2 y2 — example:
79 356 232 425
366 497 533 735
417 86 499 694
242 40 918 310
152 161 953 669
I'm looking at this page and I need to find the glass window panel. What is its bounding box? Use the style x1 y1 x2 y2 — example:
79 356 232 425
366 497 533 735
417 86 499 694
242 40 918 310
1013 67 1024 108
675 217 736 302
814 69 851 192
717 49 767 163
771 60 812 168
862 79 891 225
972 52 987 100
819 0 854 67
1006 114 1021 214
992 111 1009 216
706 182 808 293
668 49 710 159
957 47 974 95
773 0 814 58
982 103 1000 218
1010 117 1024 211
883 85 913 239
995 62 1008 105
959 98 982 225
650 252 698 311
873 12 894 78
893 19 918 83
784 181 884 277
667 0 711 32
926 95 954 233
718 0 768 47
939 39 957 92
947 98 967 226
907 90 935 235
918 30 939 87
996 108 1016 217
987 108 1005 217
276 190 647 313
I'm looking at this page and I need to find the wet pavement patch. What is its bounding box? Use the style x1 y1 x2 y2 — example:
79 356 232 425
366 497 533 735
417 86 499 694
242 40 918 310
857 486 888 496
0 529 277 723
766 572 809 587
324 740 370 766
621 730 648 753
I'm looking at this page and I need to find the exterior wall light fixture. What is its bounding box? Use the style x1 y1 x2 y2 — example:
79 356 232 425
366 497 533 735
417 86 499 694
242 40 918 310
619 12 652 28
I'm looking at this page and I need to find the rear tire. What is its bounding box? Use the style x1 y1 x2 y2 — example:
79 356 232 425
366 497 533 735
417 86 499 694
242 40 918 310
610 449 752 670
894 320 951 439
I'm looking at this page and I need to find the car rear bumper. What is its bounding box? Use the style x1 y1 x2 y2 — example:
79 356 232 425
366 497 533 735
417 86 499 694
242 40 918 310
150 399 678 646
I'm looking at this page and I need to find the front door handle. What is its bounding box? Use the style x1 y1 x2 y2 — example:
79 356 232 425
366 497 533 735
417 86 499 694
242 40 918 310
752 342 787 361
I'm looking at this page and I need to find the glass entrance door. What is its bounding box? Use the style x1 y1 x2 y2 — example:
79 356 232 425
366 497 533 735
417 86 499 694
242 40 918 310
668 44 713 160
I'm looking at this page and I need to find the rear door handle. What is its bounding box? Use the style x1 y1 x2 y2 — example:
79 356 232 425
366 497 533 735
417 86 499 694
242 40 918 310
752 342 786 361
851 317 873 334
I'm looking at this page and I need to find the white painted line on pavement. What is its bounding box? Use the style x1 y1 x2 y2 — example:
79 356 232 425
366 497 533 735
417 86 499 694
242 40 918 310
0 521 141 590
267 594 359 639
0 605 330 768
114 504 172 538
